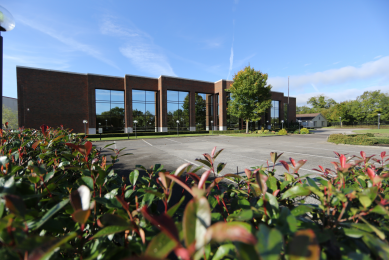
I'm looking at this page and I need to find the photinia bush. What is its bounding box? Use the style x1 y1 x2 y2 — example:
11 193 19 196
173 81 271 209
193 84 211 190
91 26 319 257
0 124 389 259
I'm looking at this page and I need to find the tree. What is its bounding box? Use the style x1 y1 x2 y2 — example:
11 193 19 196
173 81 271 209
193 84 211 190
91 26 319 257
3 105 18 129
357 91 385 121
307 95 337 111
226 66 272 133
296 106 315 114
182 93 206 126
101 106 125 117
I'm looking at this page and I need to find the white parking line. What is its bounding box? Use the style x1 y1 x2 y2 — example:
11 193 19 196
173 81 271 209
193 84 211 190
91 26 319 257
142 139 153 146
165 138 181 144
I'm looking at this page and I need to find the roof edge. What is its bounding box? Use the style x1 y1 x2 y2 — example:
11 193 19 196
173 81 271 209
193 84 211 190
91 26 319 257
16 66 87 75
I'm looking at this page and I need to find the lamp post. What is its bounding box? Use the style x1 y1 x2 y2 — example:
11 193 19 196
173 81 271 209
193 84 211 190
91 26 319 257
99 123 102 140
281 120 284 129
83 120 88 137
0 6 15 128
378 113 381 129
176 120 179 136
133 120 138 138
105 119 107 128
306 121 308 128
211 120 213 135
298 120 302 134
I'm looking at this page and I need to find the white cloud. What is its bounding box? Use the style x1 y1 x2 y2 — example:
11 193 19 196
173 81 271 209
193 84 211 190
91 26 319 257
101 16 176 76
268 56 389 91
333 61 341 65
304 63 311 66
5 54 70 70
295 85 389 106
311 84 319 92
17 16 119 70
374 55 382 59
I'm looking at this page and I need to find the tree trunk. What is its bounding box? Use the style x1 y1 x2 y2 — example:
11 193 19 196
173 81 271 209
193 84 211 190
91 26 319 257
246 120 249 134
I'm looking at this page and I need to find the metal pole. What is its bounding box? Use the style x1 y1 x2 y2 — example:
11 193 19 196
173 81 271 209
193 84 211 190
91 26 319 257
84 123 86 138
177 122 179 136
0 34 3 128
135 123 137 139
378 115 380 129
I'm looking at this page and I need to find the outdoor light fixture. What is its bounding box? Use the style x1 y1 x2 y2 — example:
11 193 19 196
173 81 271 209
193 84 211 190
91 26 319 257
134 120 138 139
83 120 88 137
281 120 284 129
176 120 180 136
298 120 302 134
0 5 15 127
105 119 107 128
378 113 381 130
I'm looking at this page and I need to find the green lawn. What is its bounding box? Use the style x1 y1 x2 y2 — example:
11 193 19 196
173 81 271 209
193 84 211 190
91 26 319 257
353 129 389 134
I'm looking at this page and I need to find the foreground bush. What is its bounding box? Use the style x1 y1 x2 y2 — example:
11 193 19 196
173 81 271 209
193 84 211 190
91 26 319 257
328 133 375 146
300 127 309 134
0 125 389 259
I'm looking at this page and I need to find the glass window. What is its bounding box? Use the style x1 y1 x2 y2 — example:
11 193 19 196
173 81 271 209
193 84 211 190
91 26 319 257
96 89 125 133
132 90 157 132
167 90 190 131
226 93 239 130
270 100 280 128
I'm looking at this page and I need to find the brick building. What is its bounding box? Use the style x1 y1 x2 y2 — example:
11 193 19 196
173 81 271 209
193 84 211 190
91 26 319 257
17 66 296 133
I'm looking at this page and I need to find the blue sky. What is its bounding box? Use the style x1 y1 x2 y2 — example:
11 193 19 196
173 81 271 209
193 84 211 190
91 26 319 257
2 0 389 106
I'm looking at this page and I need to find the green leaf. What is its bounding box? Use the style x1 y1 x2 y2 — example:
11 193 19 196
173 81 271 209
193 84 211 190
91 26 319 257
280 180 291 191
129 170 139 186
265 192 279 219
124 189 134 199
96 169 107 186
266 176 278 193
213 244 236 260
277 207 297 235
306 177 319 190
235 242 258 260
167 195 185 217
359 217 385 240
32 199 69 230
44 170 55 182
359 195 372 208
217 162 227 174
183 197 211 250
343 227 368 238
195 159 212 168
28 175 40 184
104 188 119 199
91 226 130 239
145 230 178 258
80 176 94 191
227 209 253 221
256 224 283 260
362 234 389 260
291 205 314 217
281 185 311 200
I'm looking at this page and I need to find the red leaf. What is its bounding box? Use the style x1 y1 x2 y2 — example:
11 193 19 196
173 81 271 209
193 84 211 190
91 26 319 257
204 222 257 245
211 146 217 158
187 172 200 184
244 168 252 179
381 151 387 160
164 174 194 197
289 158 296 167
198 169 211 189
360 151 366 160
279 160 289 172
141 206 180 243
40 124 49 137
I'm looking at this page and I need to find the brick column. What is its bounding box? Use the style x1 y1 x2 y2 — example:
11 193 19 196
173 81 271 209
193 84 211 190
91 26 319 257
158 77 168 132
213 94 218 130
189 91 196 131
124 77 133 133
87 76 95 134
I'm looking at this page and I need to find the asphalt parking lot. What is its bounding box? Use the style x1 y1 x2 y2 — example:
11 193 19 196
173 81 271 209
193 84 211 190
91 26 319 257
93 129 388 179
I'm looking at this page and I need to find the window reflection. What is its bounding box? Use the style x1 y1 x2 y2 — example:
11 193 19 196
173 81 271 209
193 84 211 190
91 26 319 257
96 89 125 133
167 90 189 131
132 90 156 132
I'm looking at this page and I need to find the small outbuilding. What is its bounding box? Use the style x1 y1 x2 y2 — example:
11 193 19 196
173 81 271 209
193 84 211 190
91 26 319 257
296 113 327 128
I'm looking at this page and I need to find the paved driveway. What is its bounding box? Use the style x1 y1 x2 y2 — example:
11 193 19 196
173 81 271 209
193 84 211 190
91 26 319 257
93 129 387 180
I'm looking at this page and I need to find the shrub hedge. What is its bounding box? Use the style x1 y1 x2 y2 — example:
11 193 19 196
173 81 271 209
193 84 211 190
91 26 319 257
1 125 389 259
84 130 209 138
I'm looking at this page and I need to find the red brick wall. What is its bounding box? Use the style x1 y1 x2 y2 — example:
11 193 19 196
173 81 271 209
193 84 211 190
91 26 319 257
17 67 88 133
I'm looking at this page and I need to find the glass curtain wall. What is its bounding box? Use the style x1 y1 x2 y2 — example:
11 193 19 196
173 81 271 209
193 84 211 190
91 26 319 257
226 93 240 130
96 89 125 133
284 103 288 125
271 100 280 128
132 90 157 132
195 93 207 131
167 91 189 131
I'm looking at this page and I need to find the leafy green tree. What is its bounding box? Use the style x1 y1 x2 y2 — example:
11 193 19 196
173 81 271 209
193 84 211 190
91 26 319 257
307 95 337 111
296 106 315 114
3 105 18 129
357 90 386 121
101 106 125 117
226 66 272 133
